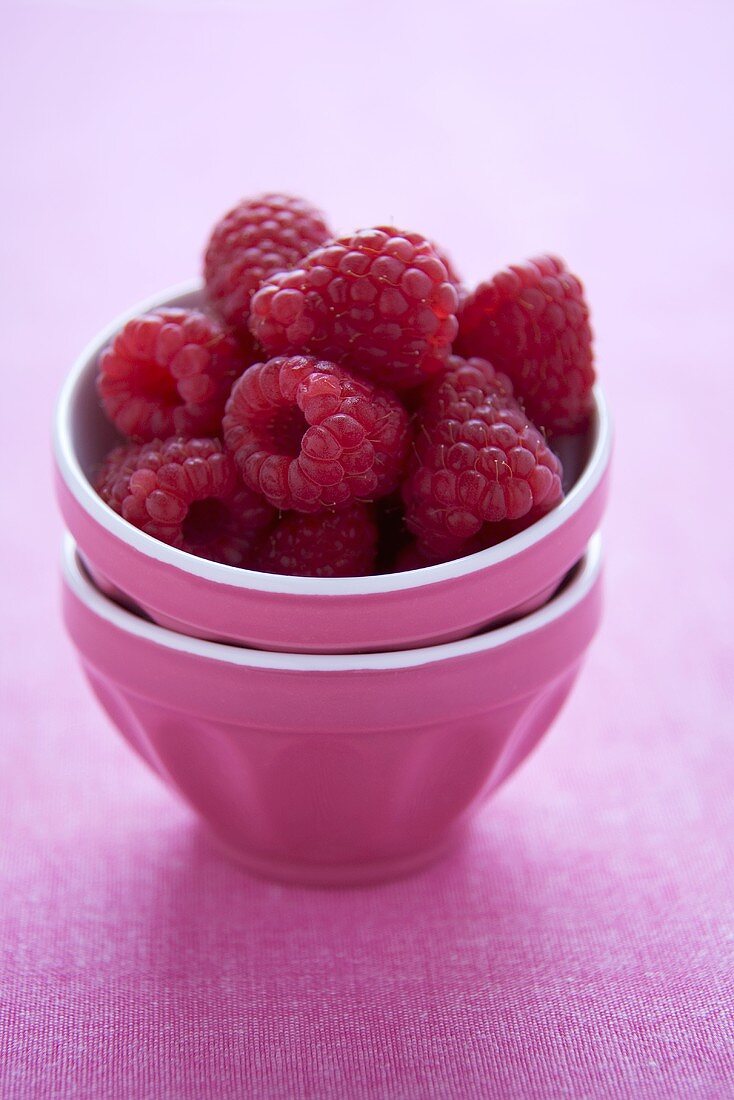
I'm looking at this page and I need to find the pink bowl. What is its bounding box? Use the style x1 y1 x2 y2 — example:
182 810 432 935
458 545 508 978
62 533 603 886
54 281 611 653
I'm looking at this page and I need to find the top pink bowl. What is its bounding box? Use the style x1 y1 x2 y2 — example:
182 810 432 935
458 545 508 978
54 281 612 654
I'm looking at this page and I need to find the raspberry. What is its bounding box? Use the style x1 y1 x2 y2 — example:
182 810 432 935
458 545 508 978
403 355 564 556
456 255 595 433
432 241 465 303
95 437 274 566
222 355 411 512
249 227 459 390
256 504 378 578
204 193 331 340
97 308 243 443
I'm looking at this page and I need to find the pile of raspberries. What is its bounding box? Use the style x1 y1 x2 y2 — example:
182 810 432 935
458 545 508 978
94 194 595 578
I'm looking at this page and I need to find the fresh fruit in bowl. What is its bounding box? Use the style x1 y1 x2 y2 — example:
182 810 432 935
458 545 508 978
54 193 610 652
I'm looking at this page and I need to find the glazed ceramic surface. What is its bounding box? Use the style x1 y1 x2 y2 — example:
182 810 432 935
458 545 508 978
62 534 603 886
54 282 611 653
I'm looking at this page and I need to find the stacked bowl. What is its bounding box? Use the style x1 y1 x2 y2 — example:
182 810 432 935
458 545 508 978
55 282 611 885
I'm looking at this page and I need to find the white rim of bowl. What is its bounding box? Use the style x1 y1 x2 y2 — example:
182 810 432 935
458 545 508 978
54 279 612 597
63 532 602 672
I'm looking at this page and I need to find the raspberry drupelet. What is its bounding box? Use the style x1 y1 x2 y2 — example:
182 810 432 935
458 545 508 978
204 193 331 340
432 241 465 305
222 355 411 512
97 308 244 443
457 255 595 434
257 504 378 578
95 437 274 566
248 227 459 390
403 356 564 558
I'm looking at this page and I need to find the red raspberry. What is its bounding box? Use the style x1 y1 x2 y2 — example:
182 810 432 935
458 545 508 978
222 355 410 512
248 227 459 390
457 255 595 433
97 308 243 443
403 356 564 557
204 193 331 339
432 241 465 303
95 437 274 566
256 504 378 578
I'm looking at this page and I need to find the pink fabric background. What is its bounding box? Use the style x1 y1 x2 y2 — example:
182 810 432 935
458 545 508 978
2 2 733 1096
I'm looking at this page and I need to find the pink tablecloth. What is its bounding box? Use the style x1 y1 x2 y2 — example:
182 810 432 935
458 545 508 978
2 2 732 1096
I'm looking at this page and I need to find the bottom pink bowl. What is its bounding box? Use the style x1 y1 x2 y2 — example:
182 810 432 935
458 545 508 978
62 535 603 886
